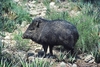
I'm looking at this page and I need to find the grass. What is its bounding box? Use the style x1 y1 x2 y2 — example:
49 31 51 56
0 0 31 32
0 57 53 67
13 30 30 51
20 58 53 67
0 60 11 67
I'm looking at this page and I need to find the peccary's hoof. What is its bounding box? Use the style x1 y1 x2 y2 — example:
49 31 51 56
27 52 34 57
44 53 56 59
37 51 45 57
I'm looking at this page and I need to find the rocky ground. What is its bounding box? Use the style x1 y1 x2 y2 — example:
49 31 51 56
1 0 100 67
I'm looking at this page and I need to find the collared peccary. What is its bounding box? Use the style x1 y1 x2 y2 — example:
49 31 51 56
23 17 79 56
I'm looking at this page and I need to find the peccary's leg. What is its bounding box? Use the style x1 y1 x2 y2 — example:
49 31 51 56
48 45 56 59
63 44 74 54
42 45 48 56
49 46 53 55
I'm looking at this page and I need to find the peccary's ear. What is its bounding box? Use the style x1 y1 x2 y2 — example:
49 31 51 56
35 17 42 27
35 22 39 27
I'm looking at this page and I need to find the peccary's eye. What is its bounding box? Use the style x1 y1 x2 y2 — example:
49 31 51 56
28 30 32 33
29 27 35 30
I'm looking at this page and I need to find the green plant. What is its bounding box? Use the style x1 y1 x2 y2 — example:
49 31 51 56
69 14 99 53
0 59 11 67
0 0 31 32
0 40 12 67
20 58 53 67
0 40 3 60
14 30 30 51
67 54 76 63
91 46 100 63
12 5 31 24
56 51 66 62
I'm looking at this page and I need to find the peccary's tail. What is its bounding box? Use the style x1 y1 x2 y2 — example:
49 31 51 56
74 32 79 45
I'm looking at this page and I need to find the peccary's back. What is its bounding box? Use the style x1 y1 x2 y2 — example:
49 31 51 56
39 20 79 45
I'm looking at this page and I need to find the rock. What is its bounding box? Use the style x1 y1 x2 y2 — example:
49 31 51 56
29 10 39 16
50 2 57 9
39 12 46 16
27 50 35 57
35 47 42 53
27 3 35 8
60 62 66 67
50 2 55 6
76 59 97 67
89 59 95 63
72 64 77 67
29 1 36 4
42 7 47 11
1 40 8 45
84 55 95 63
21 21 27 27
4 36 11 40
78 53 87 60
28 56 35 62
69 10 81 17
14 0 19 3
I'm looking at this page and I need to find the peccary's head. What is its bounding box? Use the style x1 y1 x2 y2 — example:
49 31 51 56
22 17 43 39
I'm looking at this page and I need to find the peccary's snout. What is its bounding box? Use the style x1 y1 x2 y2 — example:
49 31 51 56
22 33 28 39
22 34 25 39
22 30 33 39
22 32 32 39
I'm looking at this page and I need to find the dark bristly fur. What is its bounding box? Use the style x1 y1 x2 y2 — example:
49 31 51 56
23 17 79 56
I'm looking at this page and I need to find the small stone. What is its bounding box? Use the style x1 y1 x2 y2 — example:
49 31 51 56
40 12 46 16
27 50 35 57
60 62 66 67
50 2 55 6
28 56 35 62
28 3 35 8
14 0 19 2
35 47 42 53
4 36 11 40
89 59 95 63
29 10 39 16
31 1 36 4
72 64 77 67
42 7 47 11
21 21 27 27
49 2 57 9
84 55 94 63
